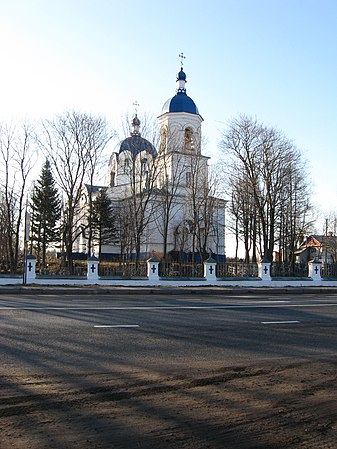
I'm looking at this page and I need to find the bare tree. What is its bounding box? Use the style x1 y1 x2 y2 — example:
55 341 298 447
154 129 186 259
111 113 160 261
277 156 313 262
125 150 159 260
195 169 218 257
0 121 35 273
220 115 312 262
84 117 114 253
225 162 260 262
37 110 112 273
183 151 213 261
0 191 12 271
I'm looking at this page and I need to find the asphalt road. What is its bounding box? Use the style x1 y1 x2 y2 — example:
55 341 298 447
2 291 337 376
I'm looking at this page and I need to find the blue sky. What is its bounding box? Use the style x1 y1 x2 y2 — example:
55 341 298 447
1 0 336 230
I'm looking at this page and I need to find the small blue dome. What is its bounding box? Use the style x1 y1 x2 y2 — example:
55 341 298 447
119 135 157 157
177 69 186 81
161 92 199 115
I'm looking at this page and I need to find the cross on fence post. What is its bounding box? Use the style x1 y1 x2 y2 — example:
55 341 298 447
147 257 159 280
203 258 217 281
25 255 36 283
87 256 99 282
259 261 271 282
308 260 322 281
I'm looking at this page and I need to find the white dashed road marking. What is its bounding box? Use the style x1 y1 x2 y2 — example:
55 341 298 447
94 324 140 328
261 321 300 325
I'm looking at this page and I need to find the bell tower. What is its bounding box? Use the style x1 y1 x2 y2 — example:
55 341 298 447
158 54 203 155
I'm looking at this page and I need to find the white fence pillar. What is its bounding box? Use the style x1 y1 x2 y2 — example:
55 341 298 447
203 257 217 281
308 259 322 281
26 254 36 283
147 257 159 280
87 256 99 283
258 261 271 281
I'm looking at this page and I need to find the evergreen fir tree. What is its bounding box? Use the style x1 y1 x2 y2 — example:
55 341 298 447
30 159 61 272
91 188 117 257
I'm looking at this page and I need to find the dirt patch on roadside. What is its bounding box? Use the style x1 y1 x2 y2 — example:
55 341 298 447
1 359 337 449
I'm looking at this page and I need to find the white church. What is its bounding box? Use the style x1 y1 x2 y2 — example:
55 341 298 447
77 61 226 261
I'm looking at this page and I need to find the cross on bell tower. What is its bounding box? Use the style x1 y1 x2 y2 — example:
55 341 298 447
133 100 139 115
179 52 186 68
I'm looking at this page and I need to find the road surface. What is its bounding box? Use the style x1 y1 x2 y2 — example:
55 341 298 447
1 291 337 448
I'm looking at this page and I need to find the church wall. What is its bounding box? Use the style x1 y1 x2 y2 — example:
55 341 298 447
158 112 202 154
75 65 226 260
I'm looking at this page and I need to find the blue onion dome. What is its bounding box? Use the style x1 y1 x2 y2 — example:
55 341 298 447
119 135 157 157
177 68 186 81
161 95 199 115
119 114 157 157
161 67 199 115
132 115 140 127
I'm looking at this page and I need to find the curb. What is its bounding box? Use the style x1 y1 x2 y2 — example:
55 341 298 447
1 285 337 296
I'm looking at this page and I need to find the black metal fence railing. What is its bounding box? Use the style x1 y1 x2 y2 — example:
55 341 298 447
5 257 328 280
159 262 203 278
322 263 337 277
216 262 259 278
0 258 24 275
271 262 308 277
98 261 147 277
35 260 87 276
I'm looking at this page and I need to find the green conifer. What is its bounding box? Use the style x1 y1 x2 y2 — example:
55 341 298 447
30 159 61 272
91 188 117 257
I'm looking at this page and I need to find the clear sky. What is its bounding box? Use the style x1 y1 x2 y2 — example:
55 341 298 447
1 0 336 232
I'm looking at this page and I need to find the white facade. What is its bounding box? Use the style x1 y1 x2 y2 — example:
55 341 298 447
79 65 226 260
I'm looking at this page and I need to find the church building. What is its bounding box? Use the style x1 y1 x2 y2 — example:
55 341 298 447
77 61 226 261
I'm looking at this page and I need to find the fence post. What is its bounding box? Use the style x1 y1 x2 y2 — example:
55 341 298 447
87 256 99 283
147 256 159 281
308 259 322 281
258 260 271 282
204 257 217 281
26 254 37 283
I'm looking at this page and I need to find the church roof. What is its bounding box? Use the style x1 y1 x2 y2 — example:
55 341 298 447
160 66 200 115
118 114 157 158
119 134 157 157
161 93 199 115
84 184 105 193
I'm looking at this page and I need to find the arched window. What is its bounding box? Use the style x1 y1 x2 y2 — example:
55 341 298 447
110 171 116 187
184 127 194 150
160 128 167 152
141 158 148 175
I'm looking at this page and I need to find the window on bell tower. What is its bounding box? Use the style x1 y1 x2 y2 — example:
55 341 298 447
160 128 167 152
141 158 148 175
184 127 194 151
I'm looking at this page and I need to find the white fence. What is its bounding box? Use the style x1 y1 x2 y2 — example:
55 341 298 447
1 256 336 288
